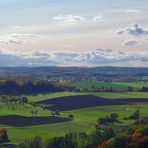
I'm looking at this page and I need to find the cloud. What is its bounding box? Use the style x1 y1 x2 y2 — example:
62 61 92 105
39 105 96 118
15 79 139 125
84 49 148 64
115 23 148 36
122 39 139 46
0 48 148 66
1 48 148 67
53 15 85 25
125 9 141 13
0 51 56 67
0 34 40 47
93 15 103 22
51 49 148 66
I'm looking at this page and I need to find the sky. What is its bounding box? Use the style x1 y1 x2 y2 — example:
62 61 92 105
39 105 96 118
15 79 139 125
0 0 148 67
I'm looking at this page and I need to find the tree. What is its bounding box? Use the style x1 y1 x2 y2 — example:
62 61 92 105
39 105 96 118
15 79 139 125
30 110 34 117
91 85 95 90
21 96 28 104
110 113 118 122
19 135 42 148
128 86 134 92
97 117 106 125
63 132 77 148
0 128 9 143
108 134 130 148
141 86 148 92
55 110 60 116
45 137 64 148
34 110 39 116
68 114 74 119
129 110 140 120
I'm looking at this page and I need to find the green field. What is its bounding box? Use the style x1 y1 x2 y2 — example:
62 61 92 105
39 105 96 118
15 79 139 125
28 92 84 102
0 102 49 116
1 104 148 143
27 91 148 102
64 80 148 90
1 81 148 144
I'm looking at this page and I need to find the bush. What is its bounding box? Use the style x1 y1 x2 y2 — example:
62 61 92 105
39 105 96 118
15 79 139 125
0 128 9 144
68 114 74 119
19 135 42 148
128 110 140 120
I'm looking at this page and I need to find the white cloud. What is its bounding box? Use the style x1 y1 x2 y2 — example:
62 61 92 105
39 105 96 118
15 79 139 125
53 15 85 25
0 34 40 47
93 15 103 22
122 39 139 46
115 23 148 36
125 9 141 13
85 49 148 64
1 48 148 66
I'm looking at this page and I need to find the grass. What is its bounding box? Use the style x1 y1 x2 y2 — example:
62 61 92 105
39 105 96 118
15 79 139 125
27 91 148 103
64 80 148 90
65 81 128 90
1 104 148 143
0 82 148 144
0 102 49 116
92 92 148 99
27 92 84 102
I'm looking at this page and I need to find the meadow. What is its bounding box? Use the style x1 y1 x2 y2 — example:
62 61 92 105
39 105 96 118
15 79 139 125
64 80 148 91
1 104 148 143
0 80 148 145
27 91 148 102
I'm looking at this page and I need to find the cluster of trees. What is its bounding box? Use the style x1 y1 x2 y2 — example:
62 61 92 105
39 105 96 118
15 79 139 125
19 128 115 148
98 118 148 148
51 110 60 116
123 110 140 121
140 86 148 92
128 110 140 120
0 128 9 144
0 80 74 94
51 111 74 119
96 113 118 127
0 96 28 105
74 85 148 93
74 86 114 92
0 96 28 110
1 79 148 94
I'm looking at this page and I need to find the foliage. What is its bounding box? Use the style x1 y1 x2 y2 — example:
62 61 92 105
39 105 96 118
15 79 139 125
68 114 74 119
0 80 73 94
19 135 42 148
0 128 9 144
100 119 148 148
128 110 140 120
96 113 118 127
19 129 115 148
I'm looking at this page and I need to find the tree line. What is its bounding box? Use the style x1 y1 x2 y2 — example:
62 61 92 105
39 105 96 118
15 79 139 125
0 80 74 94
18 128 115 148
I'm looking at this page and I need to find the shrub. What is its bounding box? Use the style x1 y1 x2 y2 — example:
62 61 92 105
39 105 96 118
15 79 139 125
128 110 140 120
19 135 42 148
68 114 74 119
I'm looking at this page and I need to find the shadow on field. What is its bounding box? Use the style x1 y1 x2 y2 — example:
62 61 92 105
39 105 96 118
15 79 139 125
36 95 126 111
0 115 72 127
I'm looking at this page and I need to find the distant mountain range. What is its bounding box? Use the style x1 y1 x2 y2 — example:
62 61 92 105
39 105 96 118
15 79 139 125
0 66 148 80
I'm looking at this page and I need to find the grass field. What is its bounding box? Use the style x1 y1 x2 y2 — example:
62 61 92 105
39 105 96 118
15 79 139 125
64 80 148 90
27 92 148 102
27 92 84 102
1 104 147 143
0 102 49 116
0 81 148 144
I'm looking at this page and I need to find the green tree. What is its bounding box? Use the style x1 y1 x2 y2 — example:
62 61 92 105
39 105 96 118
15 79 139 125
19 135 42 148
